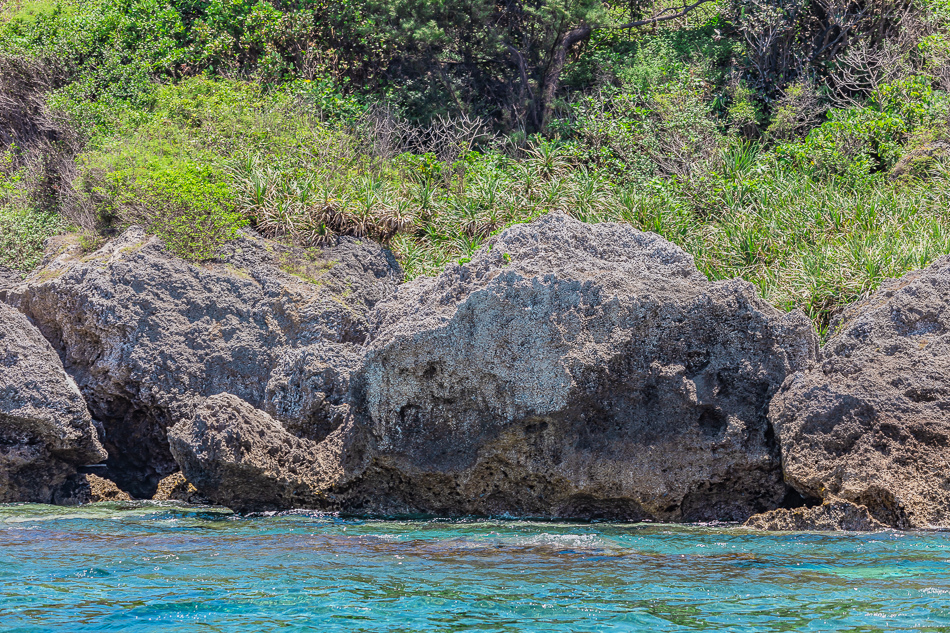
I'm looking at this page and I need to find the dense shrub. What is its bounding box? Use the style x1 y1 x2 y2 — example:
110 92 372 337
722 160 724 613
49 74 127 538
775 76 950 181
4 0 950 333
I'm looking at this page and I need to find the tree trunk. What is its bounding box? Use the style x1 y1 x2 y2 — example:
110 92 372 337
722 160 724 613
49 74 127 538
539 25 592 129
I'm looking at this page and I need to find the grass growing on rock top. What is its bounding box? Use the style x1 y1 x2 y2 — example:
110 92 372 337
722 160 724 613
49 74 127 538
3 0 950 336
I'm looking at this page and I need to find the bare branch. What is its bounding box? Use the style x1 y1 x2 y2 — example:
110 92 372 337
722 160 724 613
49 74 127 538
614 0 718 30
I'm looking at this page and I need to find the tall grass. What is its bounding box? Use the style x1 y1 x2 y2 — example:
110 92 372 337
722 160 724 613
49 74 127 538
212 94 950 336
7 75 950 335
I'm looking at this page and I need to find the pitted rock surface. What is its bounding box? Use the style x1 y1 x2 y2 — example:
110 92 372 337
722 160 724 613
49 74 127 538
152 472 208 504
771 256 950 529
5 227 401 496
0 266 20 292
168 393 363 512
0 303 106 502
83 473 133 502
341 214 817 520
743 498 887 531
264 341 361 443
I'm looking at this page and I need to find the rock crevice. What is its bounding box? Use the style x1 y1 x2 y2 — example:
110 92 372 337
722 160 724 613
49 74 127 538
5 227 401 497
0 302 106 502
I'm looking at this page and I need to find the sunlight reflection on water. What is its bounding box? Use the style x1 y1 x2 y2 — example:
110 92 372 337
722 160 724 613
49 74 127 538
2 502 950 632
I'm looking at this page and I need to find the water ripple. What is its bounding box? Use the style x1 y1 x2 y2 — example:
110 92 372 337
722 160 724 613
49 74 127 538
2 503 950 631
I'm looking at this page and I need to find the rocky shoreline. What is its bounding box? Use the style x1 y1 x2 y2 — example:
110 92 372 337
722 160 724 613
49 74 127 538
2 214 949 530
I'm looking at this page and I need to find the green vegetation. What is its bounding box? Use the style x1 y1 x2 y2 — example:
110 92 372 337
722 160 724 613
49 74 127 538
2 0 950 334
0 145 65 272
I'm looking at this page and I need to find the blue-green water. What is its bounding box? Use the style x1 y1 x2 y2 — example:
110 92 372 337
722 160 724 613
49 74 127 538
2 503 950 632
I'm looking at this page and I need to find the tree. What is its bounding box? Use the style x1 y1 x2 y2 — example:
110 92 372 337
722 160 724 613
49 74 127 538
313 0 721 130
282 0 900 130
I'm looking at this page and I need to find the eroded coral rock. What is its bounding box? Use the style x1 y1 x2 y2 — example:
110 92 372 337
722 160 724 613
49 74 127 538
771 256 950 529
152 472 208 504
342 214 816 520
50 472 131 504
744 498 887 531
175 216 817 517
0 303 106 503
5 227 401 497
264 341 361 444
168 393 360 512
84 473 133 502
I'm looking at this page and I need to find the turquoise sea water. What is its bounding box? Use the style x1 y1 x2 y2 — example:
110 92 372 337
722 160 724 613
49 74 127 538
2 503 950 632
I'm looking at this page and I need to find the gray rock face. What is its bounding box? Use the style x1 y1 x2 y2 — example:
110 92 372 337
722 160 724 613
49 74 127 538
0 266 21 292
771 256 950 529
743 498 887 531
6 227 401 496
168 393 361 512
341 214 817 520
264 341 360 443
0 303 106 502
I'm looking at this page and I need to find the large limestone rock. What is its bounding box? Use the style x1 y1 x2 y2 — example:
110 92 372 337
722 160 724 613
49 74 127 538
0 303 106 502
5 227 401 497
168 393 360 512
771 256 950 529
339 214 817 520
168 215 816 517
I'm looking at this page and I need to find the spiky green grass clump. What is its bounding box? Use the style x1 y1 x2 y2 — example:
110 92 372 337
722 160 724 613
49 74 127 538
8 78 950 335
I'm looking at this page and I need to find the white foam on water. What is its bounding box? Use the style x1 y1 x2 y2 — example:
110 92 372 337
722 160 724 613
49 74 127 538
503 531 618 553
921 587 950 595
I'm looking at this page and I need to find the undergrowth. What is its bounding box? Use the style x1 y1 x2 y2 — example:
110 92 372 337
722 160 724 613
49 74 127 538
3 0 950 336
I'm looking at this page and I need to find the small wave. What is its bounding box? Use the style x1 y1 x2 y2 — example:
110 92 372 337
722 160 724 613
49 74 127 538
0 501 231 525
516 532 605 550
921 587 950 595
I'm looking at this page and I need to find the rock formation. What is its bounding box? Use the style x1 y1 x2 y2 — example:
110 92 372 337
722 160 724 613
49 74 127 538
18 212 949 530
152 472 208 504
45 472 132 505
743 497 886 531
174 214 817 518
5 227 401 497
82 473 133 502
0 303 107 502
345 214 816 520
771 256 950 529
168 393 361 512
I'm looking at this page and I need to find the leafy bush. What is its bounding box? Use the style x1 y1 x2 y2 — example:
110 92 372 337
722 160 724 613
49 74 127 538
766 80 824 140
775 77 950 181
70 140 244 260
559 30 726 184
0 206 64 270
